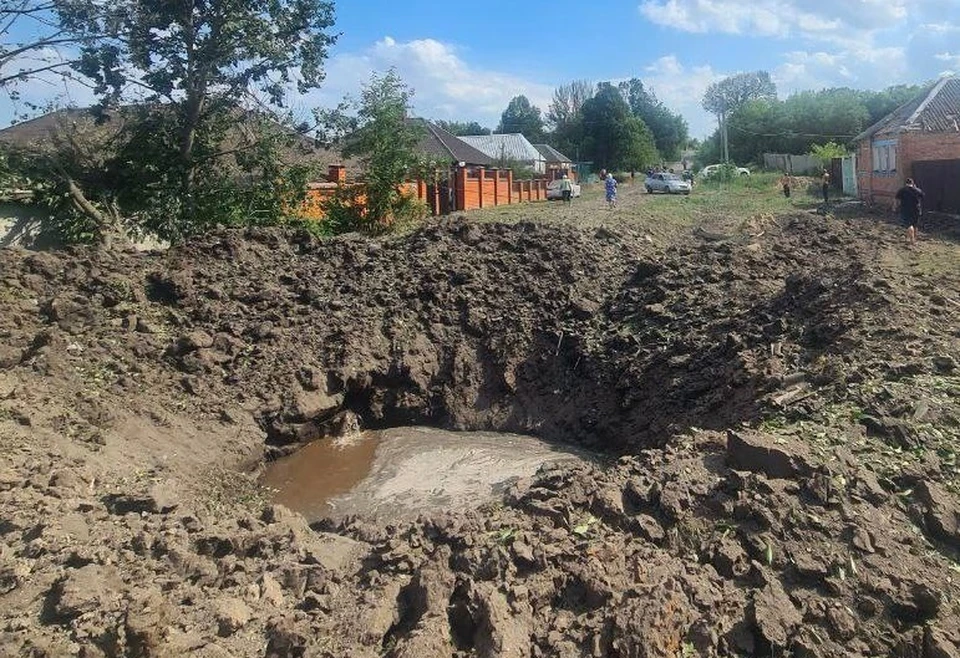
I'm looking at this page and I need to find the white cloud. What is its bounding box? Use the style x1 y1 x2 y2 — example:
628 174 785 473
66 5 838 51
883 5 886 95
922 22 960 35
639 55 725 138
639 0 915 49
296 37 554 129
935 52 960 69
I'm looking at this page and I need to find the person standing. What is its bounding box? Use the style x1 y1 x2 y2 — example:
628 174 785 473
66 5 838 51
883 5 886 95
821 170 830 204
604 173 617 209
779 174 791 198
559 174 573 205
895 178 924 243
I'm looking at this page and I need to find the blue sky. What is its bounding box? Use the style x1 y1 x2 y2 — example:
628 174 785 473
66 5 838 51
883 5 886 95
4 0 960 136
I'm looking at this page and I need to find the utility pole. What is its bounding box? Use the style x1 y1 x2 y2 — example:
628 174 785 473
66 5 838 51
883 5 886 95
721 110 730 164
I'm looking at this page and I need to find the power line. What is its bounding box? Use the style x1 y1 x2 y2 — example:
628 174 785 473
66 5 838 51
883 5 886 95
728 124 858 139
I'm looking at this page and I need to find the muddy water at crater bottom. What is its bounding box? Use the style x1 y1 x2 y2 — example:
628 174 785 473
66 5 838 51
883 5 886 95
261 426 595 523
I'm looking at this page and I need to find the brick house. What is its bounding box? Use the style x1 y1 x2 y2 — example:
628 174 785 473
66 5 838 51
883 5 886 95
854 76 960 213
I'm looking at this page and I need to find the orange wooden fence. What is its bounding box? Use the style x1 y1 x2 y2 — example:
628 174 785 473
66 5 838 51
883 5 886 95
293 164 554 220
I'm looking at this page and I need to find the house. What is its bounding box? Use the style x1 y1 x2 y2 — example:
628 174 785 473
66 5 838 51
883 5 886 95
533 143 575 181
406 120 495 214
854 76 960 213
458 133 546 174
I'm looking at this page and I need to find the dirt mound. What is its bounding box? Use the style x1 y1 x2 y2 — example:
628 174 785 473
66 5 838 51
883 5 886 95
1 213 959 656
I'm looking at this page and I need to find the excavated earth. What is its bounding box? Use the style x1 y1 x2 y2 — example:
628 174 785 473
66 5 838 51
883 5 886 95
1 210 960 657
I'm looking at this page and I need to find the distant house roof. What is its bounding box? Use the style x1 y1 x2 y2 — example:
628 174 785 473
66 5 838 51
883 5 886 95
533 143 572 164
459 133 544 164
412 120 493 166
0 107 110 147
0 106 362 176
855 76 960 142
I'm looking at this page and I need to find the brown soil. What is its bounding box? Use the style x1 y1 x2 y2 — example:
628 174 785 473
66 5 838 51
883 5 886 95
1 210 960 657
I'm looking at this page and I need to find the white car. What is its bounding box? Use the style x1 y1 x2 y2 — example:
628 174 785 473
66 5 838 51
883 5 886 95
546 179 582 200
644 172 692 195
700 164 751 178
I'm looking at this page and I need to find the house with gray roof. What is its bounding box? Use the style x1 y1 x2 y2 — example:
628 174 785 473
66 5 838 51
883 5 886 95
458 133 546 174
533 143 575 180
854 75 960 213
413 120 493 167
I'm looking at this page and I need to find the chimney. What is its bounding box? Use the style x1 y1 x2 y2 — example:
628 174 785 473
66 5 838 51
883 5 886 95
328 164 346 183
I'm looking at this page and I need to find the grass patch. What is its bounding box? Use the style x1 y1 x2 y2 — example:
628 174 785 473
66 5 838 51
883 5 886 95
460 171 835 235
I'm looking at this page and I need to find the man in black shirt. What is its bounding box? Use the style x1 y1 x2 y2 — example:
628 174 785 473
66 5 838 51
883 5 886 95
894 178 924 243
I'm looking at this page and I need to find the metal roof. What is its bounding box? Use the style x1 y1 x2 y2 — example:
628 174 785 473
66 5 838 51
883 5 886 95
458 133 545 163
533 143 573 164
413 120 493 166
855 76 960 142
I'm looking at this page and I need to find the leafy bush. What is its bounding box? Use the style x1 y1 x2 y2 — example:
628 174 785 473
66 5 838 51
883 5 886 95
809 141 848 167
319 182 429 236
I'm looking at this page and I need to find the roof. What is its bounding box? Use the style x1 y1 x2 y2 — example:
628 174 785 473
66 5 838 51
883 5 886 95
0 106 362 177
0 107 112 147
413 120 493 166
533 143 573 164
459 133 545 164
855 76 960 142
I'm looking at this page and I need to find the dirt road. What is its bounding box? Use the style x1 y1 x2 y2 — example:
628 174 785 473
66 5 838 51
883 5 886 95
1 206 959 656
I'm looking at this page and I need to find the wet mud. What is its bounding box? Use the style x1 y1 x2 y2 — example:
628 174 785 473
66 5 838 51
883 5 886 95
263 427 595 523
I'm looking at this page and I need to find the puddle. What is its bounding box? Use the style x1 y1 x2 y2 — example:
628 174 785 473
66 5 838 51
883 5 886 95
261 426 595 523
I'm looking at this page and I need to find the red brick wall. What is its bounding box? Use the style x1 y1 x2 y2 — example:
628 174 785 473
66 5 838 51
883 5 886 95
858 131 960 207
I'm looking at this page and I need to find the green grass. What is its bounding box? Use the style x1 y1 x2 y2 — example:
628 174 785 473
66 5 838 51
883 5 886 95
462 172 828 235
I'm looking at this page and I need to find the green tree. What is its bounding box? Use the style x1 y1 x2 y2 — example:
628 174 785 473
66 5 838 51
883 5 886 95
2 105 315 244
319 70 431 234
56 0 337 232
718 83 923 165
863 84 924 124
809 141 848 167
547 80 593 128
433 119 491 136
618 78 688 161
702 71 777 163
545 80 593 159
497 95 544 142
580 83 658 171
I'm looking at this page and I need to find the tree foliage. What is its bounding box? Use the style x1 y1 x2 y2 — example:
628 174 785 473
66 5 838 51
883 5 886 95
547 80 593 129
580 83 658 172
433 119 490 136
699 83 926 166
618 78 688 161
64 0 336 220
318 70 431 234
2 106 316 245
809 141 848 166
702 71 777 117
3 0 338 244
497 95 544 142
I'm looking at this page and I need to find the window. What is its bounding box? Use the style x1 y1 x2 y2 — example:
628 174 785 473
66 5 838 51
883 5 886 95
872 140 897 175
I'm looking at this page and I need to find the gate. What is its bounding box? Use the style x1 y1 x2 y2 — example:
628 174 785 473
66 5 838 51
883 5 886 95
913 159 960 213
841 155 857 197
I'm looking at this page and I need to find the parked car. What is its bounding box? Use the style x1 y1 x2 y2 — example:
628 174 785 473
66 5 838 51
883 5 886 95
700 164 751 178
545 179 582 200
644 172 692 195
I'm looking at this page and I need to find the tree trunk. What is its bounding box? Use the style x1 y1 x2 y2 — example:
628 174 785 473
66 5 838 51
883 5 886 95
66 178 125 247
178 3 203 222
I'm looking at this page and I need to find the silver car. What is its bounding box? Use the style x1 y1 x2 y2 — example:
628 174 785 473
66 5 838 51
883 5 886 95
644 172 692 195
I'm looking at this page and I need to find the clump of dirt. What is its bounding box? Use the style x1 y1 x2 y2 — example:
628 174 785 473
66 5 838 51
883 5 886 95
1 212 959 657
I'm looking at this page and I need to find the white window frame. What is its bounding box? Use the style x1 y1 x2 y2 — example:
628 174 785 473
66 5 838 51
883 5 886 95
871 139 897 174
